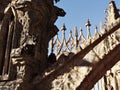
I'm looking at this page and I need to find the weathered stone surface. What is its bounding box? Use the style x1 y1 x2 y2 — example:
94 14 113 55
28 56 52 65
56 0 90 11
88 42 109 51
0 0 66 90
32 1 120 90
0 0 120 90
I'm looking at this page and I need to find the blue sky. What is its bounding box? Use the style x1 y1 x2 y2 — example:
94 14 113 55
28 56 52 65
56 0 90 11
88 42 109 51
55 0 120 37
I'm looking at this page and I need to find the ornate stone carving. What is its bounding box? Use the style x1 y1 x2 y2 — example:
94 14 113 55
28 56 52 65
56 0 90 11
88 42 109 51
0 0 120 90
11 35 36 57
0 0 66 90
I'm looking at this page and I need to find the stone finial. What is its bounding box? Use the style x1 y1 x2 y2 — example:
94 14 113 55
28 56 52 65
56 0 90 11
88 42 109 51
79 27 86 42
61 23 66 41
94 25 100 39
85 19 91 27
74 26 78 37
70 30 72 37
80 28 83 36
74 26 78 49
85 19 91 39
94 25 98 34
61 23 66 31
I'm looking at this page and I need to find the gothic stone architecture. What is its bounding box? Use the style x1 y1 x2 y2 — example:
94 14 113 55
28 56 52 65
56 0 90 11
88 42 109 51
0 0 120 90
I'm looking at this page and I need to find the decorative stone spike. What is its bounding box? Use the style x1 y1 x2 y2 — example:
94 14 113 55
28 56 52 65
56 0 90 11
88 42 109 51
85 19 91 27
94 25 98 34
61 23 66 41
79 27 86 40
93 25 100 41
69 30 72 37
61 23 66 31
74 26 78 37
85 19 91 39
80 28 83 36
74 26 78 50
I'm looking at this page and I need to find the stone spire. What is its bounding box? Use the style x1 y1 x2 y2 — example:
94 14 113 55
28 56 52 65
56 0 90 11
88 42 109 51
74 26 78 38
94 25 99 35
109 0 119 19
79 27 86 42
74 26 78 49
85 19 91 39
105 0 120 25
93 25 100 40
61 23 66 41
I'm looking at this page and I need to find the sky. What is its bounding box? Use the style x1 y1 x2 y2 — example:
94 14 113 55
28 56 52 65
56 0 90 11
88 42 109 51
55 0 120 38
